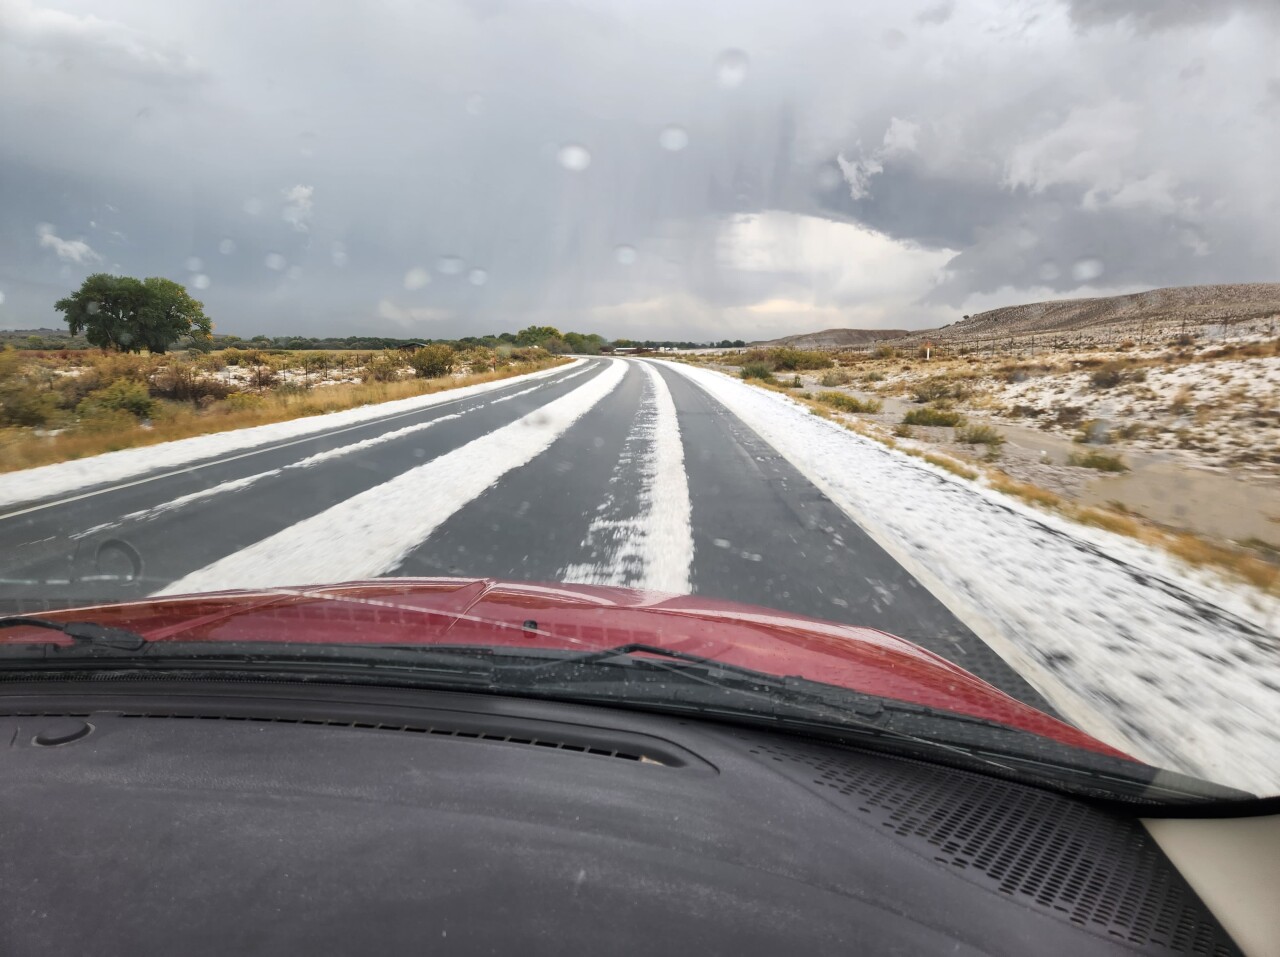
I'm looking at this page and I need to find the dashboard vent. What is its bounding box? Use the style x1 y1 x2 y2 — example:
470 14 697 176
746 739 1238 957
35 711 659 764
115 711 657 762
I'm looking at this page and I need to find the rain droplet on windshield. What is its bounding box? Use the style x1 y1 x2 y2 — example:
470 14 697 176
557 143 592 171
185 256 203 272
243 198 263 216
218 239 236 255
286 265 303 280
468 268 488 286
614 244 637 265
331 242 349 267
1038 261 1061 282
264 253 286 271
86 301 100 315
658 126 689 152
192 273 211 290
714 49 749 89
436 255 464 275
404 267 431 290
1072 257 1104 282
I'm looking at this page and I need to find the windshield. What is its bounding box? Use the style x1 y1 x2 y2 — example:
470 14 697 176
0 0 1277 805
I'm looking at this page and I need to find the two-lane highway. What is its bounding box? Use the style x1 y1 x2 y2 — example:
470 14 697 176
0 357 1056 711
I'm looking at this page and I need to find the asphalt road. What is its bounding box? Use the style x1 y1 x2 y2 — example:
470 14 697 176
0 358 1052 711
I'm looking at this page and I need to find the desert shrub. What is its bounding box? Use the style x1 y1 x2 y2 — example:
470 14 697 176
222 348 245 366
407 344 456 379
874 344 896 359
1007 404 1042 418
300 352 333 375
768 347 833 371
1074 419 1113 445
89 352 156 384
196 352 227 373
787 374 803 388
739 362 776 382
1089 363 1126 389
224 393 266 411
78 379 156 420
361 354 404 382
892 422 913 437
956 424 1005 447
274 381 307 397
1067 450 1129 472
816 391 882 413
902 406 964 427
819 369 852 387
150 363 237 403
863 371 885 383
460 349 494 374
911 376 962 401
77 408 137 434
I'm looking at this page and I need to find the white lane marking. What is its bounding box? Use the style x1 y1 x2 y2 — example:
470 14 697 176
49 365 604 539
560 361 693 593
0 359 587 519
157 359 627 595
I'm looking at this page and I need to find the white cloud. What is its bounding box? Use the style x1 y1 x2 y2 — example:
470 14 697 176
835 117 919 201
836 151 884 201
281 184 314 232
720 212 954 307
882 117 921 155
0 0 203 81
36 223 102 264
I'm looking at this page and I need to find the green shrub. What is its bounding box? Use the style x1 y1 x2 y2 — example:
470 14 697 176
956 424 1005 447
77 408 137 434
892 422 913 438
864 371 885 382
408 344 455 379
740 362 776 382
874 344 896 359
78 379 156 420
1067 450 1129 472
902 406 965 427
224 393 265 411
816 391 882 413
819 369 852 387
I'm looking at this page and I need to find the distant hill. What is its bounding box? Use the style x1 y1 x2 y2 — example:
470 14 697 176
754 284 1280 352
916 283 1280 343
756 327 909 349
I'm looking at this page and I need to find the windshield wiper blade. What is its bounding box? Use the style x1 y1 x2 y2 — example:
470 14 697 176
0 617 147 651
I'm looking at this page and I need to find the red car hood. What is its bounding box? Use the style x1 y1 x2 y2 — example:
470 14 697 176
5 577 1130 759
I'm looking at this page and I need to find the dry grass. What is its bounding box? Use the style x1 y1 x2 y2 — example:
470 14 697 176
0 359 566 474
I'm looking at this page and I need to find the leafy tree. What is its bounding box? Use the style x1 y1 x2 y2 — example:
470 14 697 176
55 274 211 353
514 325 562 347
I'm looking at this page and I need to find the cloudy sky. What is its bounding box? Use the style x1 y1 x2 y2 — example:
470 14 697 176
1 0 1277 341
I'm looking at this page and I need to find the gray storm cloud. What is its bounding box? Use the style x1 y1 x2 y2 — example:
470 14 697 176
0 0 1276 340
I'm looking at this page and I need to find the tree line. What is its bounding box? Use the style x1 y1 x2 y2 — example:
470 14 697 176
34 273 744 354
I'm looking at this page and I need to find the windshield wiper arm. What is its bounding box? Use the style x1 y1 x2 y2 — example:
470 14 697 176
0 617 147 652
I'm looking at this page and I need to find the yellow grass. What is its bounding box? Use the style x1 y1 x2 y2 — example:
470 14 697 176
0 359 567 474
